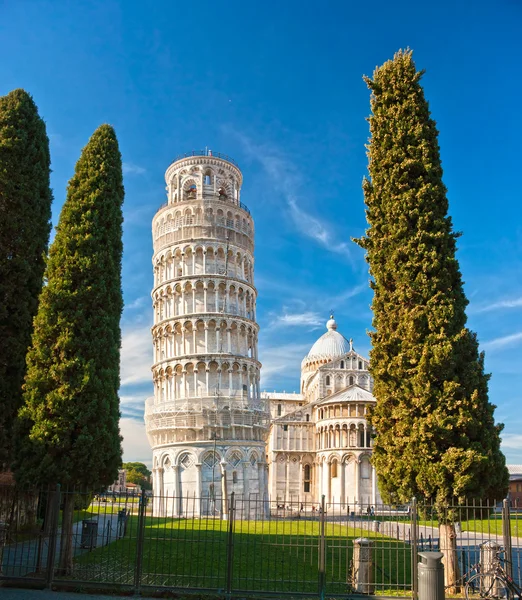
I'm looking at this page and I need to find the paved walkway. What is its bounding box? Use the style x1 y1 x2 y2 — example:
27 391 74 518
1 513 120 577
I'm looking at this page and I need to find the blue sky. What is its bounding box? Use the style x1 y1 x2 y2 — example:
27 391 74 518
1 0 521 466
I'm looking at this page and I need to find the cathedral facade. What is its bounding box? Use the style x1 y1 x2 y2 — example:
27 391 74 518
264 316 381 509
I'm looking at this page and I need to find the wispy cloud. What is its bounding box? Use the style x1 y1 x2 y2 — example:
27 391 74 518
120 324 153 386
473 296 522 314
120 417 152 467
232 131 353 261
125 296 149 311
259 342 310 388
122 162 146 176
120 394 147 420
483 331 522 352
271 310 323 328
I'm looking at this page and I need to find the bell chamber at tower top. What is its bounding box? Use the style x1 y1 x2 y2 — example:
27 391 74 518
152 152 254 256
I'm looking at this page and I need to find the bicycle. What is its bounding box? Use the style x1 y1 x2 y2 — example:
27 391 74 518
465 553 522 600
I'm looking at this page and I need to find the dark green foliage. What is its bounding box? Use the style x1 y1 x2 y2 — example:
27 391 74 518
14 124 124 489
0 89 53 469
355 50 508 509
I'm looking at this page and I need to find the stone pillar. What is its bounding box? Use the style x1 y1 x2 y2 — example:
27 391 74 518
221 462 229 520
354 458 360 509
371 465 377 506
172 466 179 516
341 460 346 507
195 463 202 516
352 538 374 594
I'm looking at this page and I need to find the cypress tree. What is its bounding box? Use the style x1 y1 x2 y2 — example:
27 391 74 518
14 124 124 571
356 50 507 589
0 89 53 469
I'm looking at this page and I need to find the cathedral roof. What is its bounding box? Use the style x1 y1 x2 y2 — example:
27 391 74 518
317 384 375 405
303 316 351 364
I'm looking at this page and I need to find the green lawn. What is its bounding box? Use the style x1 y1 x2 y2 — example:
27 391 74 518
71 515 413 596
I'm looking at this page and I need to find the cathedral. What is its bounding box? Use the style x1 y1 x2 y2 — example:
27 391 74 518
144 151 380 514
263 315 381 508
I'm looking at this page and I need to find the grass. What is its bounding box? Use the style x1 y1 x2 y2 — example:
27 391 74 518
72 515 413 596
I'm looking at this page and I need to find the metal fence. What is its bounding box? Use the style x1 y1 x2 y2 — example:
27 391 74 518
0 485 520 599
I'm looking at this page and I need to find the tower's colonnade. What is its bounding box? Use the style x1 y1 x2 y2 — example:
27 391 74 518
145 152 269 517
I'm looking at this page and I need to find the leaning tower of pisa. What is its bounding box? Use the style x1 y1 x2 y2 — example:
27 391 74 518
145 150 269 517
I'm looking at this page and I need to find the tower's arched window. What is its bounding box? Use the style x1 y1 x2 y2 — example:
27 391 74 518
304 464 311 493
326 375 330 386
232 471 238 484
340 361 344 369
330 460 338 478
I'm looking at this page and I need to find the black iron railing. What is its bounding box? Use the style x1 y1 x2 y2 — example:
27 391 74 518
2 485 516 599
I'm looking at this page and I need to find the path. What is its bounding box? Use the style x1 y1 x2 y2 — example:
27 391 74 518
1 513 120 578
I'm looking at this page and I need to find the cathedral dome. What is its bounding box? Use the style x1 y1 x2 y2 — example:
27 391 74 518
304 316 351 363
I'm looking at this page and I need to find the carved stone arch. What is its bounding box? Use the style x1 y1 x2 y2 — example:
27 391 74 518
329 452 342 463
181 176 198 192
177 451 196 469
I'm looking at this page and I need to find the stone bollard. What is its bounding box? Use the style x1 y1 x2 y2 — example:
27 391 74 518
352 537 374 594
480 540 501 596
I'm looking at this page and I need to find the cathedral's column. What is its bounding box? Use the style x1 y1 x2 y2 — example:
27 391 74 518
371 464 377 506
341 460 346 507
354 457 360 509
298 458 303 500
285 456 290 505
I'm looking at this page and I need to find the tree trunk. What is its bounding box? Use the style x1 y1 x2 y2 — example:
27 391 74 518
439 522 460 593
58 494 74 575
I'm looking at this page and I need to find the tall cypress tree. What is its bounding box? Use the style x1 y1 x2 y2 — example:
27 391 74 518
0 89 53 470
356 50 507 589
14 124 124 571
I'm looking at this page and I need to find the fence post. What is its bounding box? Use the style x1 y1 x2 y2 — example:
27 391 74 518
133 489 147 596
502 499 512 578
226 492 235 599
412 497 418 600
45 484 61 589
318 495 326 600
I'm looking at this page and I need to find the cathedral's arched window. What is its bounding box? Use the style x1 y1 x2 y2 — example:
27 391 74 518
306 414 310 422
349 376 354 385
277 404 282 416
340 361 344 369
358 360 363 370
303 464 311 493
326 376 330 386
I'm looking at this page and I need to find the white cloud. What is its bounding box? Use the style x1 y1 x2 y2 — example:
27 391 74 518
232 131 353 260
270 310 323 328
125 296 149 311
120 324 153 386
473 296 522 314
482 331 522 352
120 417 152 467
500 433 522 450
122 162 146 175
259 342 310 389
